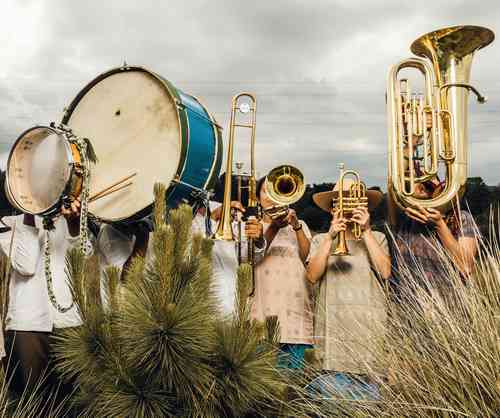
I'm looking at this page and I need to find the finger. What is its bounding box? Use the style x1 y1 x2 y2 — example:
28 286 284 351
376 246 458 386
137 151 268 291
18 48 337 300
427 208 440 215
406 212 427 224
232 201 245 212
405 208 428 223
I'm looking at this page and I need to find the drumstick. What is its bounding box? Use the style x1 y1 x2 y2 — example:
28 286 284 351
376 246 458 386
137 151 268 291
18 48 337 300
89 172 137 202
89 182 133 203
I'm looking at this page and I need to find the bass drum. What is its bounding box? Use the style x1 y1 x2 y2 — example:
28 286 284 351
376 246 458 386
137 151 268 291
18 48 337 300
62 66 223 223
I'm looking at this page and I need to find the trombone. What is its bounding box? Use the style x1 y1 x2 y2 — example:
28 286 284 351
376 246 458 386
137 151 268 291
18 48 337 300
332 163 367 256
263 165 305 220
213 93 258 295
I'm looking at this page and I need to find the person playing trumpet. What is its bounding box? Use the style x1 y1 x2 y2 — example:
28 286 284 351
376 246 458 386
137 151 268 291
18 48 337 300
306 175 391 398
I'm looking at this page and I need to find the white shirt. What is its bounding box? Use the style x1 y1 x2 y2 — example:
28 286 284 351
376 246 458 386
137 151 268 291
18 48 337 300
0 215 91 331
95 224 135 306
192 210 265 317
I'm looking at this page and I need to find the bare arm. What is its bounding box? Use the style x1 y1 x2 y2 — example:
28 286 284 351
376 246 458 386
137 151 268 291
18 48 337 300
435 220 477 275
352 207 392 279
295 225 310 264
306 211 346 284
306 234 333 284
362 230 392 279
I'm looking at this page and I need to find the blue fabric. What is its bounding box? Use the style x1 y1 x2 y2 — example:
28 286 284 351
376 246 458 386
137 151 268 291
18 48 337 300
306 372 380 400
277 343 313 369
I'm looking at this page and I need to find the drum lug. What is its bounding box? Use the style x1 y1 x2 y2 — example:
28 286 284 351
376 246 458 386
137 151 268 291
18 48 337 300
175 99 186 110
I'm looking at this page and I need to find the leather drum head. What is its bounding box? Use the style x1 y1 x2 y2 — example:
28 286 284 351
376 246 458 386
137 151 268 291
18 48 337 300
7 127 71 215
64 68 182 222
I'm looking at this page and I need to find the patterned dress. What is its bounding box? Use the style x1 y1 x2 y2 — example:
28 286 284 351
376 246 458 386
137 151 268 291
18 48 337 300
250 220 314 345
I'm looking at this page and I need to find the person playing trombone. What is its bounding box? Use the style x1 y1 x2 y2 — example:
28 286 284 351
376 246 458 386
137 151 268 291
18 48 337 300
250 176 313 369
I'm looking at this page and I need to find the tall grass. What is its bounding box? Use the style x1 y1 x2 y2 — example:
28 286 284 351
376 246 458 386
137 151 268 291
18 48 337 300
299 209 500 417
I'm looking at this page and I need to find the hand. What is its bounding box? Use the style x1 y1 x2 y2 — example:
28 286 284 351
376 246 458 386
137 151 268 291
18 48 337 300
245 218 263 240
352 206 371 233
285 209 300 230
328 209 347 239
404 205 443 226
61 197 81 220
270 213 288 230
23 214 36 227
211 201 245 222
61 196 81 237
230 201 245 213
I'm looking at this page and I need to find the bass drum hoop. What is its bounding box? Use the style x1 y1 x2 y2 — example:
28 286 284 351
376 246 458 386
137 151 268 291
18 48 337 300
62 66 221 226
5 126 80 217
61 66 188 224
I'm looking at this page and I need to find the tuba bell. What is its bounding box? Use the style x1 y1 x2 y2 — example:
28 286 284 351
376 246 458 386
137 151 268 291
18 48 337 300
263 165 305 220
387 25 494 213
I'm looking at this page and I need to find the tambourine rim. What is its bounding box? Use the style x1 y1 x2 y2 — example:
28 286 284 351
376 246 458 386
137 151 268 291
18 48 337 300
61 65 189 222
6 125 74 216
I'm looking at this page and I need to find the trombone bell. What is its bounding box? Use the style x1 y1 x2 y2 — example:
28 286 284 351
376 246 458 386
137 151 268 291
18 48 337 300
263 165 305 220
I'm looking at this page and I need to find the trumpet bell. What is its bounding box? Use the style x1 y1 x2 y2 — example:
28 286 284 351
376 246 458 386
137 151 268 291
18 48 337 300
265 165 305 207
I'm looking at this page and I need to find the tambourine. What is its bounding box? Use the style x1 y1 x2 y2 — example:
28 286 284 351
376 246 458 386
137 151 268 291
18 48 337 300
5 125 84 217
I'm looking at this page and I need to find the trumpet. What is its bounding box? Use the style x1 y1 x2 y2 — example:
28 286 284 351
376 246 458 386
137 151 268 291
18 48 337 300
263 165 305 220
387 25 494 213
332 164 367 256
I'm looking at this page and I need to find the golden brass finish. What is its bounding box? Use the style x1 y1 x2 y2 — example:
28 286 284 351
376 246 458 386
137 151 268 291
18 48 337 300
263 165 305 220
213 93 257 241
387 25 494 213
332 164 368 256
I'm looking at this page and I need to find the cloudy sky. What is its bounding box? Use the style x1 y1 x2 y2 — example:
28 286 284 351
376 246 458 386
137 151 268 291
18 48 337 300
0 0 499 189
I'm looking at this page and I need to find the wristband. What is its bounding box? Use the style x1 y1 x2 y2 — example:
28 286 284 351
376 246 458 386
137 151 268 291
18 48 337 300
293 224 302 232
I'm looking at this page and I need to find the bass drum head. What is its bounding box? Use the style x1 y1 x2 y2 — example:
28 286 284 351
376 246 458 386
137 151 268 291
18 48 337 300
6 127 71 215
63 68 183 223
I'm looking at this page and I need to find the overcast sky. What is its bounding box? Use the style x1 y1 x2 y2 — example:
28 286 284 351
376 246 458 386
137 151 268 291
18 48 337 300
0 0 499 189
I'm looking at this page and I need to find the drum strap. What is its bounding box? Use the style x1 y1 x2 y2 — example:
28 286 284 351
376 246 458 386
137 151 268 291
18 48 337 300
43 127 95 314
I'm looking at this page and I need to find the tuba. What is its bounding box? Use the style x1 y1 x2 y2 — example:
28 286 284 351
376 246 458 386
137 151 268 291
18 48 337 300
263 165 305 220
387 25 494 213
332 164 367 256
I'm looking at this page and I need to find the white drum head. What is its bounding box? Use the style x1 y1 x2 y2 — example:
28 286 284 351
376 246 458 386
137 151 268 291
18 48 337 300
65 69 182 222
7 127 71 214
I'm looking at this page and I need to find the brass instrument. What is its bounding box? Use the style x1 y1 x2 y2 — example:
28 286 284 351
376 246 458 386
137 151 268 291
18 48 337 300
213 93 258 294
213 93 257 240
236 161 245 264
332 164 367 256
387 25 494 213
263 165 305 220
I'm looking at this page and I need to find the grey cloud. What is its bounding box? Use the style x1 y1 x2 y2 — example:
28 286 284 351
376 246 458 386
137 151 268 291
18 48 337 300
0 0 499 188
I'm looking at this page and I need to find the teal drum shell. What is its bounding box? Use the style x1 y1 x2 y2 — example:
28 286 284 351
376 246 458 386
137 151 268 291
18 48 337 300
61 66 222 223
166 88 223 207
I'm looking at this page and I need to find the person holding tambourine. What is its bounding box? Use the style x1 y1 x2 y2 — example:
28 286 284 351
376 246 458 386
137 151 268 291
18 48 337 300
0 187 92 407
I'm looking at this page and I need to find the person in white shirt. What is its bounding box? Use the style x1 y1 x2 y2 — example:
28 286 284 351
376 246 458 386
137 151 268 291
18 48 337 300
0 198 90 400
192 200 265 318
